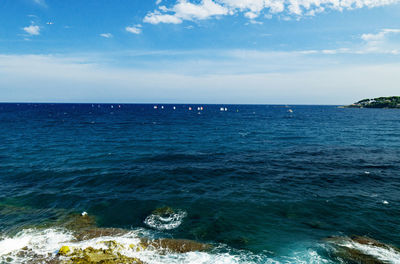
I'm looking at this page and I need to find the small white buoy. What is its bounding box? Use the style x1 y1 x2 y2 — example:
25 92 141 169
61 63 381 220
154 106 158 109
81 211 88 216
220 107 224 111
288 109 293 113
173 106 176 110
161 106 164 109
364 171 370 175
383 200 389 205
189 107 192 111
225 107 228 111
111 105 114 108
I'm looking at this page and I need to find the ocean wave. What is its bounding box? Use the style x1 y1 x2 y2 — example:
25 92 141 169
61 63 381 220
0 226 335 264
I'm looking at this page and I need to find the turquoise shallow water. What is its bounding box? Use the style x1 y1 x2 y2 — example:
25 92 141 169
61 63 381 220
0 103 399 263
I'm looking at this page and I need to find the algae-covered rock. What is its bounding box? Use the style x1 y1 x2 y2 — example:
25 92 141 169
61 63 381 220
325 235 400 264
58 244 144 264
152 206 175 216
140 238 212 253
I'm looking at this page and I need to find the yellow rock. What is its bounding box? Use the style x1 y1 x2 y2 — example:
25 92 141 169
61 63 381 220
58 245 71 255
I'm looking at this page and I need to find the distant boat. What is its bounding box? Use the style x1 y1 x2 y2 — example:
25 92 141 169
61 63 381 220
154 106 158 109
288 109 293 113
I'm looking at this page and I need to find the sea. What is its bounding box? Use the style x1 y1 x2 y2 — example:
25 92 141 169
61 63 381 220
0 103 399 263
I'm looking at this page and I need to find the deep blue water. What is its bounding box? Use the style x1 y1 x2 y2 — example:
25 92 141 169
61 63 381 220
0 103 400 263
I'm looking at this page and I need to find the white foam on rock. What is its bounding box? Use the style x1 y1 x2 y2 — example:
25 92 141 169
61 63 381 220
144 210 187 230
337 240 400 264
0 228 74 262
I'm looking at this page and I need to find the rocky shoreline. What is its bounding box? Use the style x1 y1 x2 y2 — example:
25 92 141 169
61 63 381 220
0 211 212 264
1 211 399 263
343 96 400 108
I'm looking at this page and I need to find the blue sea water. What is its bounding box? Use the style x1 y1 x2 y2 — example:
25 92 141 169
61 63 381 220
0 103 399 263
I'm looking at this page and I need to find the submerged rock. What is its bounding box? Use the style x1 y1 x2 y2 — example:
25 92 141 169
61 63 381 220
140 238 212 253
325 235 400 264
56 213 128 241
74 227 128 241
152 206 175 216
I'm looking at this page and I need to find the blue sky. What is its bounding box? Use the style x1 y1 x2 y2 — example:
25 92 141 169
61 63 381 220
1 0 400 104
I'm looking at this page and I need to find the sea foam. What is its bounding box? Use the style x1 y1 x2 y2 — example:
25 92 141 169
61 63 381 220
144 210 187 230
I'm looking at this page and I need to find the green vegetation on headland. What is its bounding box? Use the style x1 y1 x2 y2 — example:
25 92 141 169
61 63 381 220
344 96 400 108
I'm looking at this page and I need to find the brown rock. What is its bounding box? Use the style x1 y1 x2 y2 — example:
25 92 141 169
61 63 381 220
140 238 212 253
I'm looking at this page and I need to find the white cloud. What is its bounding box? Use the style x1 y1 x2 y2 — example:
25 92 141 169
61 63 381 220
244 11 258 19
33 0 46 6
144 12 183 24
144 0 400 24
156 0 163 4
360 28 400 54
144 0 228 24
100 33 113 38
289 29 400 55
126 25 142 34
23 25 40 36
361 28 400 42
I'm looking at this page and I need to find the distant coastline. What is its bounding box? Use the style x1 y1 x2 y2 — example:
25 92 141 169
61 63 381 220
342 96 400 108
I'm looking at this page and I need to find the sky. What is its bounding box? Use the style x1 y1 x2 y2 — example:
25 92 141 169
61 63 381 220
1 0 400 104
